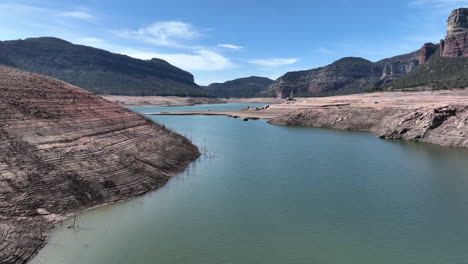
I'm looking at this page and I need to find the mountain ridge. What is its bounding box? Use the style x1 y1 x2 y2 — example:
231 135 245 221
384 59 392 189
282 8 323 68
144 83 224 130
0 37 205 96
261 50 419 98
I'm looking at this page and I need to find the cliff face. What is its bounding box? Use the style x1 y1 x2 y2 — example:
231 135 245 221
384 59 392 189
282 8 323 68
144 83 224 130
419 43 439 65
203 76 274 98
384 8 468 91
374 51 420 84
385 46 468 90
0 66 200 264
0 37 204 96
440 8 468 57
263 51 419 98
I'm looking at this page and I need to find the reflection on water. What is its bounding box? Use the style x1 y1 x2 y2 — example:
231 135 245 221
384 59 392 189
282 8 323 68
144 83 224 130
30 104 468 264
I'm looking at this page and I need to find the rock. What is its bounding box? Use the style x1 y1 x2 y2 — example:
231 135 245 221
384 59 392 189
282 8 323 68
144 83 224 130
36 209 50 215
270 103 468 148
419 43 438 65
261 51 420 98
441 8 468 57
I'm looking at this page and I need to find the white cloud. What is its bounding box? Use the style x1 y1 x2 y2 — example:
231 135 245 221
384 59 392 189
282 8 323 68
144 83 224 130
117 21 202 48
218 43 245 50
60 10 97 22
248 58 299 68
115 21 237 72
120 49 235 71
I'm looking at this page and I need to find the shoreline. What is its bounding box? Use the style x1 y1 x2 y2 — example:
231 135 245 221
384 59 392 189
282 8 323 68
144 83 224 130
24 148 200 264
148 90 468 148
0 67 202 264
100 95 283 107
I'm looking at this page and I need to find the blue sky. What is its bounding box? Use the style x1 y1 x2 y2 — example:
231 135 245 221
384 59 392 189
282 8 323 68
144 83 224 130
0 0 467 85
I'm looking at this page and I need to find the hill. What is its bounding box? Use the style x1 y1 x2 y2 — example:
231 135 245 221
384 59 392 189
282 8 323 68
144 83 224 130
383 48 468 91
260 51 419 98
203 76 274 98
0 37 205 96
383 8 468 91
0 66 199 264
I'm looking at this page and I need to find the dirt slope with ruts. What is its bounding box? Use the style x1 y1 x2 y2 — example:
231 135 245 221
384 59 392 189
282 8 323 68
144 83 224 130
0 66 200 264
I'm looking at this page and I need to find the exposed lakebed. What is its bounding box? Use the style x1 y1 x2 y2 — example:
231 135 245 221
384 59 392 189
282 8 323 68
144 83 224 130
30 103 468 264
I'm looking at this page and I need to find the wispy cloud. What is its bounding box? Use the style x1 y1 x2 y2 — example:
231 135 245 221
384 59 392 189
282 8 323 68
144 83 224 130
248 58 299 68
218 43 245 50
115 20 237 71
117 21 202 48
410 0 468 7
121 49 235 71
60 9 97 22
313 47 334 54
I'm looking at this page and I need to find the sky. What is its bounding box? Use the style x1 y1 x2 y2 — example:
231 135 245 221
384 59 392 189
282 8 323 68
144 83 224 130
0 0 467 85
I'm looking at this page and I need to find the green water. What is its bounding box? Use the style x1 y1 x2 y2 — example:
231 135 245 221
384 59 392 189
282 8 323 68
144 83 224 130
30 103 468 264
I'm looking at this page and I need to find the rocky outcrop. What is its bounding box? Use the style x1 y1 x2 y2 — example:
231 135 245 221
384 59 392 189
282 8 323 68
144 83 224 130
270 104 468 148
378 105 468 146
375 51 420 85
262 51 420 98
419 43 438 65
0 66 200 264
440 8 468 57
0 37 204 96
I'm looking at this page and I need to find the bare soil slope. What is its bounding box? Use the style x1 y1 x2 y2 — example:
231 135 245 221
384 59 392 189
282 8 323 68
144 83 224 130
0 66 200 264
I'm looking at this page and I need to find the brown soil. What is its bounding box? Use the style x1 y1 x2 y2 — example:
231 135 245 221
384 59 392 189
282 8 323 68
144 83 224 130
0 66 200 264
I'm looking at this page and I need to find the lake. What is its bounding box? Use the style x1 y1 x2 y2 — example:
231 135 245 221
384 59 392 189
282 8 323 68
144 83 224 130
30 103 468 264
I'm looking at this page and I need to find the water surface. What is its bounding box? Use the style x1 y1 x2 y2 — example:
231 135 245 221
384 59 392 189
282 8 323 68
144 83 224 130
31 103 468 264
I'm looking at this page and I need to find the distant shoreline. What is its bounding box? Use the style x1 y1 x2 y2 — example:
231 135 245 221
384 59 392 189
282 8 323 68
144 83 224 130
148 90 468 148
100 95 283 107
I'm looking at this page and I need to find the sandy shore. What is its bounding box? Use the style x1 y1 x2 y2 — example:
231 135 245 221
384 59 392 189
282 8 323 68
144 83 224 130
149 90 468 148
100 95 282 107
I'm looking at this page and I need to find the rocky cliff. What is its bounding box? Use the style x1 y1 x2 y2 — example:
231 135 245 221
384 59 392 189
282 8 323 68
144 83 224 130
385 45 468 90
419 43 439 65
261 51 419 98
0 66 200 264
203 76 274 98
0 37 204 96
440 8 468 57
383 8 468 91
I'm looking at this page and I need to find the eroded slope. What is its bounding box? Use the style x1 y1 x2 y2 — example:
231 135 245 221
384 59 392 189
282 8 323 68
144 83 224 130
0 66 200 264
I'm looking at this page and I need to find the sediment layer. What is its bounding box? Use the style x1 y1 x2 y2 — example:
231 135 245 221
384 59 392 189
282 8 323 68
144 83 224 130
269 92 468 148
0 66 200 264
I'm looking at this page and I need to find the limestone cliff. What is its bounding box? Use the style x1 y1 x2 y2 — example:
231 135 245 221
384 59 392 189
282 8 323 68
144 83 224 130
440 8 468 57
0 66 200 264
261 51 419 98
